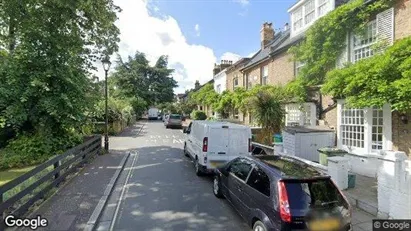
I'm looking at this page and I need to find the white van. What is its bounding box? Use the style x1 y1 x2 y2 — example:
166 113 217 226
183 121 252 176
148 107 159 120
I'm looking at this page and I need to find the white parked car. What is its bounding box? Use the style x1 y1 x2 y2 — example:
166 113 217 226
183 121 252 176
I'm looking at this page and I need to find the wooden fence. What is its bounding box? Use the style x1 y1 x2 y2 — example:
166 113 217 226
0 135 102 225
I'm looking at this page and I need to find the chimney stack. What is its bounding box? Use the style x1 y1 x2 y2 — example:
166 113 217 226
284 23 289 31
260 22 274 49
213 60 234 76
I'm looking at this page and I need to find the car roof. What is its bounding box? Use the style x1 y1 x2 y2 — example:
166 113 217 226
245 155 328 180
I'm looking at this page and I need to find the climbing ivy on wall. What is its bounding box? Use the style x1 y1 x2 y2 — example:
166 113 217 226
286 0 393 101
322 37 411 112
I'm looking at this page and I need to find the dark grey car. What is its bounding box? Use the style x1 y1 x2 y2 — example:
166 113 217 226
213 155 352 231
164 114 182 128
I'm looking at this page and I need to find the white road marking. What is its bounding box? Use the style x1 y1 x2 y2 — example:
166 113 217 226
110 151 139 231
173 139 181 144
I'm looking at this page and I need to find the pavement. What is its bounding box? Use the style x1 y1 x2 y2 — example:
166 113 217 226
10 119 378 231
351 208 377 231
10 123 145 231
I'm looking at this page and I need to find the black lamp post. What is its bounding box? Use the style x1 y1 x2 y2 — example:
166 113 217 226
102 57 111 151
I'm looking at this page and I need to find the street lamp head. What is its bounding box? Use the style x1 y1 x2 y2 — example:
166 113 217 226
102 57 111 72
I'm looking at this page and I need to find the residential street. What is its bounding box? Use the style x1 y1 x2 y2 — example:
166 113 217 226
99 120 249 231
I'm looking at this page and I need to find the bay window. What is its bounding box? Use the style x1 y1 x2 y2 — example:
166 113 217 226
318 0 329 17
289 0 334 37
304 0 315 25
337 100 392 155
293 8 303 32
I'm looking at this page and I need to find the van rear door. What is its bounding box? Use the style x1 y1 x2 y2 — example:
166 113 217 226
207 126 230 166
228 127 250 157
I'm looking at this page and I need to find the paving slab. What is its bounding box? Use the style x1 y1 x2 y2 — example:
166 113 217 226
10 151 128 231
352 208 377 231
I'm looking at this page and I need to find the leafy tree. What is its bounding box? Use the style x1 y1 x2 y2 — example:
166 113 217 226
112 53 177 107
0 0 120 132
0 0 121 167
214 91 234 118
177 101 196 115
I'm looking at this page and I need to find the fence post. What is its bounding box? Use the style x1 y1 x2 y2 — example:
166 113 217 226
54 160 60 180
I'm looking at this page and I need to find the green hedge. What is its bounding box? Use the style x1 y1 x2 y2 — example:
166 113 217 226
191 110 207 120
0 131 82 170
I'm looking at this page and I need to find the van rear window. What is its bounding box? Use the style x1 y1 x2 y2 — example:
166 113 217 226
284 179 347 210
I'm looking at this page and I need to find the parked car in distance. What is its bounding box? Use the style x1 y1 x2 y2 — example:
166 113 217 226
213 155 352 231
183 121 252 176
164 114 182 128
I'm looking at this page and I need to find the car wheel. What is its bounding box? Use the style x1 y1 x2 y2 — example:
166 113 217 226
253 221 267 231
213 175 224 198
183 144 189 157
194 158 202 176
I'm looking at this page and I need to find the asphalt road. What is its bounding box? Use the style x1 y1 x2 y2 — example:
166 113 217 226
104 120 249 231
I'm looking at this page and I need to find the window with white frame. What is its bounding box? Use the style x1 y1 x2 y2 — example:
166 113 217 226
285 103 316 126
295 61 305 76
293 8 303 32
305 0 315 25
261 65 268 85
340 106 365 148
286 104 302 126
318 0 330 17
338 102 391 154
216 84 221 94
371 107 384 150
352 20 377 63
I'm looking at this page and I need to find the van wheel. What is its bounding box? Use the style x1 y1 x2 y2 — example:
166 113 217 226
253 221 267 231
183 144 189 157
213 175 224 198
194 159 202 176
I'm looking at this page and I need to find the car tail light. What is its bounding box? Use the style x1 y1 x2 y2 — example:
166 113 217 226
248 138 252 152
202 137 208 152
278 181 291 223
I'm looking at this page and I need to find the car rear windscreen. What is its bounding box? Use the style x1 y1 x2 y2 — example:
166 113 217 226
284 179 347 209
170 115 181 119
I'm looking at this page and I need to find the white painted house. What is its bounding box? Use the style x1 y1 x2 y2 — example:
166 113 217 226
213 68 227 94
